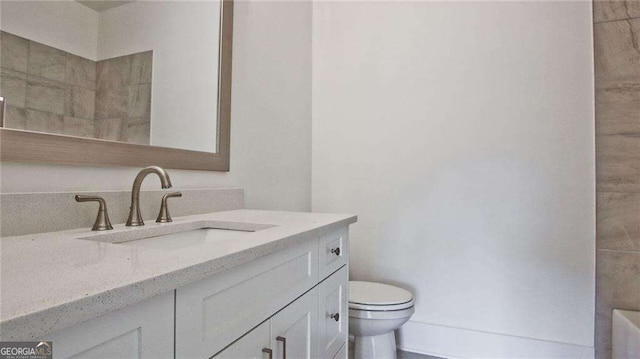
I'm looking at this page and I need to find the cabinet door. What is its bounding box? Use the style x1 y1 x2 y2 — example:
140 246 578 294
332 344 346 359
45 292 174 359
317 266 348 359
176 239 318 358
271 288 319 359
214 321 271 359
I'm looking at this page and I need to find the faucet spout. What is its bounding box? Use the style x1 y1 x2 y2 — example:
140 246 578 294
126 166 172 226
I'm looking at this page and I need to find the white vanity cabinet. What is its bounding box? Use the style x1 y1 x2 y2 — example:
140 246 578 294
215 268 348 359
45 292 174 359
177 226 349 359
175 238 320 357
42 225 350 359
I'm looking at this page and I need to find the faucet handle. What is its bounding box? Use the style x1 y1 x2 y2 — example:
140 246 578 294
75 195 114 231
156 192 182 223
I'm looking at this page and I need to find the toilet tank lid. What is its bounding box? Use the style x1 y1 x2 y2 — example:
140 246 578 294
349 281 413 306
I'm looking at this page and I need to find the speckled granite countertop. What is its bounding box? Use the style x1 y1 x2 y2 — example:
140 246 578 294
0 210 357 340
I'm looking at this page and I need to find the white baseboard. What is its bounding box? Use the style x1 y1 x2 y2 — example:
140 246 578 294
396 321 594 359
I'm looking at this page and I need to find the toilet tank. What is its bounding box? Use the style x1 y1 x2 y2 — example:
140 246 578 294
613 310 640 359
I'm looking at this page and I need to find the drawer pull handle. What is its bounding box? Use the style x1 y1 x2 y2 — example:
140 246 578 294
330 247 341 256
262 348 273 359
330 312 340 322
276 336 286 359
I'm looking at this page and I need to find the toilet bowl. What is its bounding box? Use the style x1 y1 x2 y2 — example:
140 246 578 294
349 281 414 359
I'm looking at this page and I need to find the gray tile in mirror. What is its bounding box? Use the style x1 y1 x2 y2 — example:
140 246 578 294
1 32 28 73
64 54 96 89
26 75 66 115
0 30 152 143
25 109 63 134
28 41 66 82
94 117 125 141
0 68 27 108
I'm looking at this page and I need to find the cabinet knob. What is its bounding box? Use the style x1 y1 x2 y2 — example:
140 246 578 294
330 247 341 256
276 336 286 359
330 312 340 322
262 348 273 359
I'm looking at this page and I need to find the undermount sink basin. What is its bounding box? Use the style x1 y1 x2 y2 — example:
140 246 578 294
118 228 254 250
77 221 275 251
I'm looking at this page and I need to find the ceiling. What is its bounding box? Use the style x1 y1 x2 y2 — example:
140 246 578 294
76 1 135 12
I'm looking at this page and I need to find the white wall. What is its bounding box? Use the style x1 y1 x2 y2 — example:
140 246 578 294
97 1 220 153
312 1 595 357
0 1 98 60
0 0 312 213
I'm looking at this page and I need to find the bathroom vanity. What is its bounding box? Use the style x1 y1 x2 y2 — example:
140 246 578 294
0 210 356 359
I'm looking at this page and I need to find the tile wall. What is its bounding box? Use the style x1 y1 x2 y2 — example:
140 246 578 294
0 31 152 144
95 51 152 145
593 1 640 358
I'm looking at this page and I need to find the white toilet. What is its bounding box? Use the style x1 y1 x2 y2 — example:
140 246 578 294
348 281 415 359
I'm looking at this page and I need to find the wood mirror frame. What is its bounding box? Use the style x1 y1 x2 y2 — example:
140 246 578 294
0 0 233 171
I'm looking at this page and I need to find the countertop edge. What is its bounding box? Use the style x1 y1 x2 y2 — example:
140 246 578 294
0 213 357 340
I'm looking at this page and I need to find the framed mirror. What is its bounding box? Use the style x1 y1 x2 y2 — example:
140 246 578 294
0 0 232 171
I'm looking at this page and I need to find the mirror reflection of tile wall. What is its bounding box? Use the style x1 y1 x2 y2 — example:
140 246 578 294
0 31 152 145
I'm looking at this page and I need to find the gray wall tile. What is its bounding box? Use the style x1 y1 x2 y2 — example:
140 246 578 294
64 54 96 90
95 51 153 144
1 31 29 73
596 134 640 192
595 250 640 358
95 87 128 120
4 105 27 130
127 84 151 118
594 18 640 79
26 75 66 115
94 117 125 141
130 51 153 84
65 86 95 120
28 41 66 82
3 31 152 146
96 55 132 90
597 192 640 251
125 120 151 145
595 78 640 135
63 116 95 138
0 68 27 108
593 0 640 23
25 109 63 134
586 4 638 358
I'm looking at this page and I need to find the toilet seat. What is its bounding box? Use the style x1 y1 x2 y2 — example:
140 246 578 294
349 306 415 319
349 281 414 311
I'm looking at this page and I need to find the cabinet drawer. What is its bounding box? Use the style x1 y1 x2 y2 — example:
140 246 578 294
176 239 318 358
319 227 348 280
318 266 348 359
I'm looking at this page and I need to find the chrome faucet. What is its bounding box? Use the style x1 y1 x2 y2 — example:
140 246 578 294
126 166 173 226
